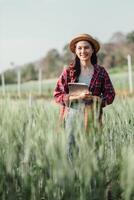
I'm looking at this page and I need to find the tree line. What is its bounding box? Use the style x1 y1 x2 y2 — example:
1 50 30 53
0 31 134 84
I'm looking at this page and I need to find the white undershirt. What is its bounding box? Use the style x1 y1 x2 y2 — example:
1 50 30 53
78 66 94 86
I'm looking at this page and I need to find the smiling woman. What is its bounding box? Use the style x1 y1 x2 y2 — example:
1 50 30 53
54 33 115 161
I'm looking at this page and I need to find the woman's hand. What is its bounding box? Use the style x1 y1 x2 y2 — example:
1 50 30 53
69 91 92 101
69 93 102 103
79 91 92 100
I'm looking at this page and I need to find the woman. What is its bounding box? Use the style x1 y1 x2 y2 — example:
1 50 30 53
54 33 115 159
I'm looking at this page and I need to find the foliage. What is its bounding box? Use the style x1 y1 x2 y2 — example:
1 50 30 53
0 97 134 199
126 31 134 43
0 30 134 82
40 49 63 78
21 63 38 82
0 69 17 85
61 44 73 65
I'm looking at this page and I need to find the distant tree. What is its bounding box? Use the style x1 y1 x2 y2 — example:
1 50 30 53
40 48 62 78
21 63 38 82
126 31 134 43
109 31 126 44
114 51 126 66
103 55 116 68
98 51 106 65
61 44 73 65
0 69 17 84
2 30 133 82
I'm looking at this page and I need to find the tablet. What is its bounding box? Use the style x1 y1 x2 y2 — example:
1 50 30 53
68 83 89 96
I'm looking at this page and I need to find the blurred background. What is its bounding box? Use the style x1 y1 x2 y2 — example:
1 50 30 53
0 0 134 98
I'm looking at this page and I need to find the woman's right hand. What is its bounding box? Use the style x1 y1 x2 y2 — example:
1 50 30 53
69 91 92 101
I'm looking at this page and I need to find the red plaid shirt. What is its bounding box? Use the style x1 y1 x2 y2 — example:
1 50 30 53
54 64 115 108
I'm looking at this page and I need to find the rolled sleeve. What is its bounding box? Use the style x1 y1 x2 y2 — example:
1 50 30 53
101 69 115 107
54 69 69 106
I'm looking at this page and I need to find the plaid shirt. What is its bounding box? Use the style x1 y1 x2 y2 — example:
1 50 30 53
54 64 115 108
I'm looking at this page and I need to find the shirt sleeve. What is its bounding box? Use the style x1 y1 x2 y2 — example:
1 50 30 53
53 68 69 106
101 69 115 107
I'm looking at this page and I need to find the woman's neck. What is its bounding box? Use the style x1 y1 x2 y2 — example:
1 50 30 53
80 60 92 69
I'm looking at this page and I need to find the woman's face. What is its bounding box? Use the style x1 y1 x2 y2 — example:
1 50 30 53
75 41 94 62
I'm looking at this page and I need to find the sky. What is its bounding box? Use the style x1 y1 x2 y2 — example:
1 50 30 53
0 0 134 72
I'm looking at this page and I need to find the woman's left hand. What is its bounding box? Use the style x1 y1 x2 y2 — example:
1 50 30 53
79 91 92 100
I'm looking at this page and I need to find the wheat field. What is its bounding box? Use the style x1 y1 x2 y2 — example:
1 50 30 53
0 96 134 200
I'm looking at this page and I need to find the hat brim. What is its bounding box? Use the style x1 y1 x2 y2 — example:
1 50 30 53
69 35 100 53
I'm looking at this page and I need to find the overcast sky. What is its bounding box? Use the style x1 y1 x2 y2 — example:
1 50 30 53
0 0 134 72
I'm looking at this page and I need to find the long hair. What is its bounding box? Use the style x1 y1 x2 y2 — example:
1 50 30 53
72 42 98 82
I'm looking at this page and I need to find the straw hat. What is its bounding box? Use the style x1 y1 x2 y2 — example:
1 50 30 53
69 33 100 53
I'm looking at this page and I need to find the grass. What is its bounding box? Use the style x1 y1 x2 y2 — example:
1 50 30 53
0 96 134 199
0 70 134 97
0 79 57 98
